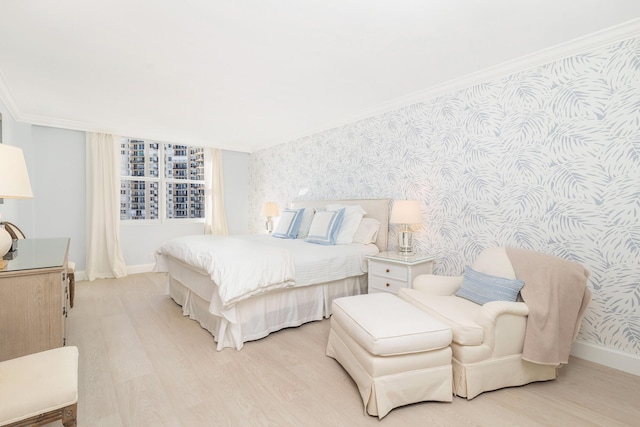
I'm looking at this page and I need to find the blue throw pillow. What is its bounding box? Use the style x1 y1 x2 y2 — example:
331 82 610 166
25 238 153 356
273 208 304 239
304 208 345 245
455 266 525 305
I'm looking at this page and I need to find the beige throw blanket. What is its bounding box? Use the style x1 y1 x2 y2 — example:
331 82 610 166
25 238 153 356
505 247 592 366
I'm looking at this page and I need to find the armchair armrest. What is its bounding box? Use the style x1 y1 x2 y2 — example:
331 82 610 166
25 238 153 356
413 274 464 295
477 301 529 321
475 301 529 357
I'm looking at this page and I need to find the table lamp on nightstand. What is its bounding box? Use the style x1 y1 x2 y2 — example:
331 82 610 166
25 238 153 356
390 199 422 254
261 201 279 233
0 144 34 268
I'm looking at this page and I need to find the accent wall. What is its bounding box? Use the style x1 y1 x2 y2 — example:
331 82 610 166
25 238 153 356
249 36 640 359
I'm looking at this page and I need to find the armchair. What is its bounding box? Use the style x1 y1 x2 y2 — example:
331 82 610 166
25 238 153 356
397 247 560 399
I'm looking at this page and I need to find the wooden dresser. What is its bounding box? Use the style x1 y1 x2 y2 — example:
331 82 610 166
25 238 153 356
0 238 70 361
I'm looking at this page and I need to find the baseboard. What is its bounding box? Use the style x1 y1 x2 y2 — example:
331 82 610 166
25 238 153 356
74 264 155 281
126 263 155 275
571 340 640 376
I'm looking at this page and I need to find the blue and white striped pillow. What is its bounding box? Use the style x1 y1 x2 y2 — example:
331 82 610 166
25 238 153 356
304 208 345 245
273 208 304 239
455 266 525 305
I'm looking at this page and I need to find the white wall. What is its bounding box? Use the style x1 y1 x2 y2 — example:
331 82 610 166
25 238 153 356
120 222 205 268
30 126 85 268
222 150 250 235
0 105 35 233
0 103 20 222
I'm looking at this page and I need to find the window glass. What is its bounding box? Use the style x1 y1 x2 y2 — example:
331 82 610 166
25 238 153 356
166 182 205 219
120 180 159 220
164 144 204 180
120 138 205 221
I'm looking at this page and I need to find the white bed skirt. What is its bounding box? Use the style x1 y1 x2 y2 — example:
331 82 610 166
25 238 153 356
164 261 368 350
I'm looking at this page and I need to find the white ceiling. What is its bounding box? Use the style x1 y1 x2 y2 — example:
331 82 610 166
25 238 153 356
1 1 639 153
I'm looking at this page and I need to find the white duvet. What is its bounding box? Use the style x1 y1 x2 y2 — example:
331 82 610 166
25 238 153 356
155 234 378 308
156 234 296 308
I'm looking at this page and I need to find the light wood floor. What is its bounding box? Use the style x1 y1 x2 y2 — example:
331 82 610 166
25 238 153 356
61 273 639 427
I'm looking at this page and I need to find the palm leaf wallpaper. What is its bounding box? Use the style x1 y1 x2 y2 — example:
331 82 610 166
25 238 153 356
250 36 640 355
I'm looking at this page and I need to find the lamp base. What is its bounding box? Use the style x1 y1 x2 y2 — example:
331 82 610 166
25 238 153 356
266 217 274 233
3 248 18 260
398 229 413 254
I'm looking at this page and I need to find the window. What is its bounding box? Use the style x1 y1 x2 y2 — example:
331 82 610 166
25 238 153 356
120 138 206 221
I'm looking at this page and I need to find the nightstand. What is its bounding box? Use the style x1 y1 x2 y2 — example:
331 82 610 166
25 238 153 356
366 251 434 294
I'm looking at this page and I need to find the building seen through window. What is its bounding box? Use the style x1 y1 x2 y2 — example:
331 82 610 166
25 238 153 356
120 138 205 221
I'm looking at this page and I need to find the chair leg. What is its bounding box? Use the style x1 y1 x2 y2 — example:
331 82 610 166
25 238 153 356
69 272 75 308
4 403 78 427
62 403 77 427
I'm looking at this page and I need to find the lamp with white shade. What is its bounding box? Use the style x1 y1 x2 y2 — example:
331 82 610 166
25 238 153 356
0 144 33 268
260 201 279 233
390 200 422 254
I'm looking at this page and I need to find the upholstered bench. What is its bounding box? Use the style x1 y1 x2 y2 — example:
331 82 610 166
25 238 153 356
0 346 79 427
326 293 453 418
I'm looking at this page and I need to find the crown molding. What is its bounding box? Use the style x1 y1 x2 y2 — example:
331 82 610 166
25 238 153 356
271 18 640 151
2 18 639 153
16 112 249 153
0 68 22 121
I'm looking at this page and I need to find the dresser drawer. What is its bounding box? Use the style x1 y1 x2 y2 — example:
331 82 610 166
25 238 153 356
368 276 407 294
369 261 408 281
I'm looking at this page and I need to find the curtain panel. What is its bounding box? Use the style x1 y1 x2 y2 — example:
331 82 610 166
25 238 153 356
204 147 229 235
85 132 127 280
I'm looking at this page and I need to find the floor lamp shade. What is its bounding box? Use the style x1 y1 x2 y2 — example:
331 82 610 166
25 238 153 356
0 144 33 265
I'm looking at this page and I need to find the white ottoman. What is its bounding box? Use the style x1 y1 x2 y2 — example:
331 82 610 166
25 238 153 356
326 293 453 418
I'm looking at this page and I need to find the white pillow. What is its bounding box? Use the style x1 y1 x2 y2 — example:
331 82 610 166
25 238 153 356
296 208 316 239
305 208 345 245
352 217 381 244
326 204 366 245
273 208 304 239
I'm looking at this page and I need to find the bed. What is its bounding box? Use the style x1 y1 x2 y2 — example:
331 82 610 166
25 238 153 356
154 198 390 350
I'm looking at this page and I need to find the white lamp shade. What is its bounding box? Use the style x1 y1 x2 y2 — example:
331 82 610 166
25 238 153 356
260 202 279 217
390 200 422 224
0 144 33 199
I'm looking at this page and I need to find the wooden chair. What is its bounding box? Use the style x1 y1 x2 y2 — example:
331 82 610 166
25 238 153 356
1 222 76 307
0 347 79 427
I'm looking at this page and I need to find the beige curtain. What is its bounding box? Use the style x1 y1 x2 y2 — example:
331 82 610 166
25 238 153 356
204 148 228 235
85 132 127 280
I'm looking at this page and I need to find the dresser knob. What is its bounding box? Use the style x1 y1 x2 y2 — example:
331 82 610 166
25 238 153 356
386 268 390 273
386 283 390 287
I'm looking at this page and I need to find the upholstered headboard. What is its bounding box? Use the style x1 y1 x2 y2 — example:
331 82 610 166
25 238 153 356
290 198 391 252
